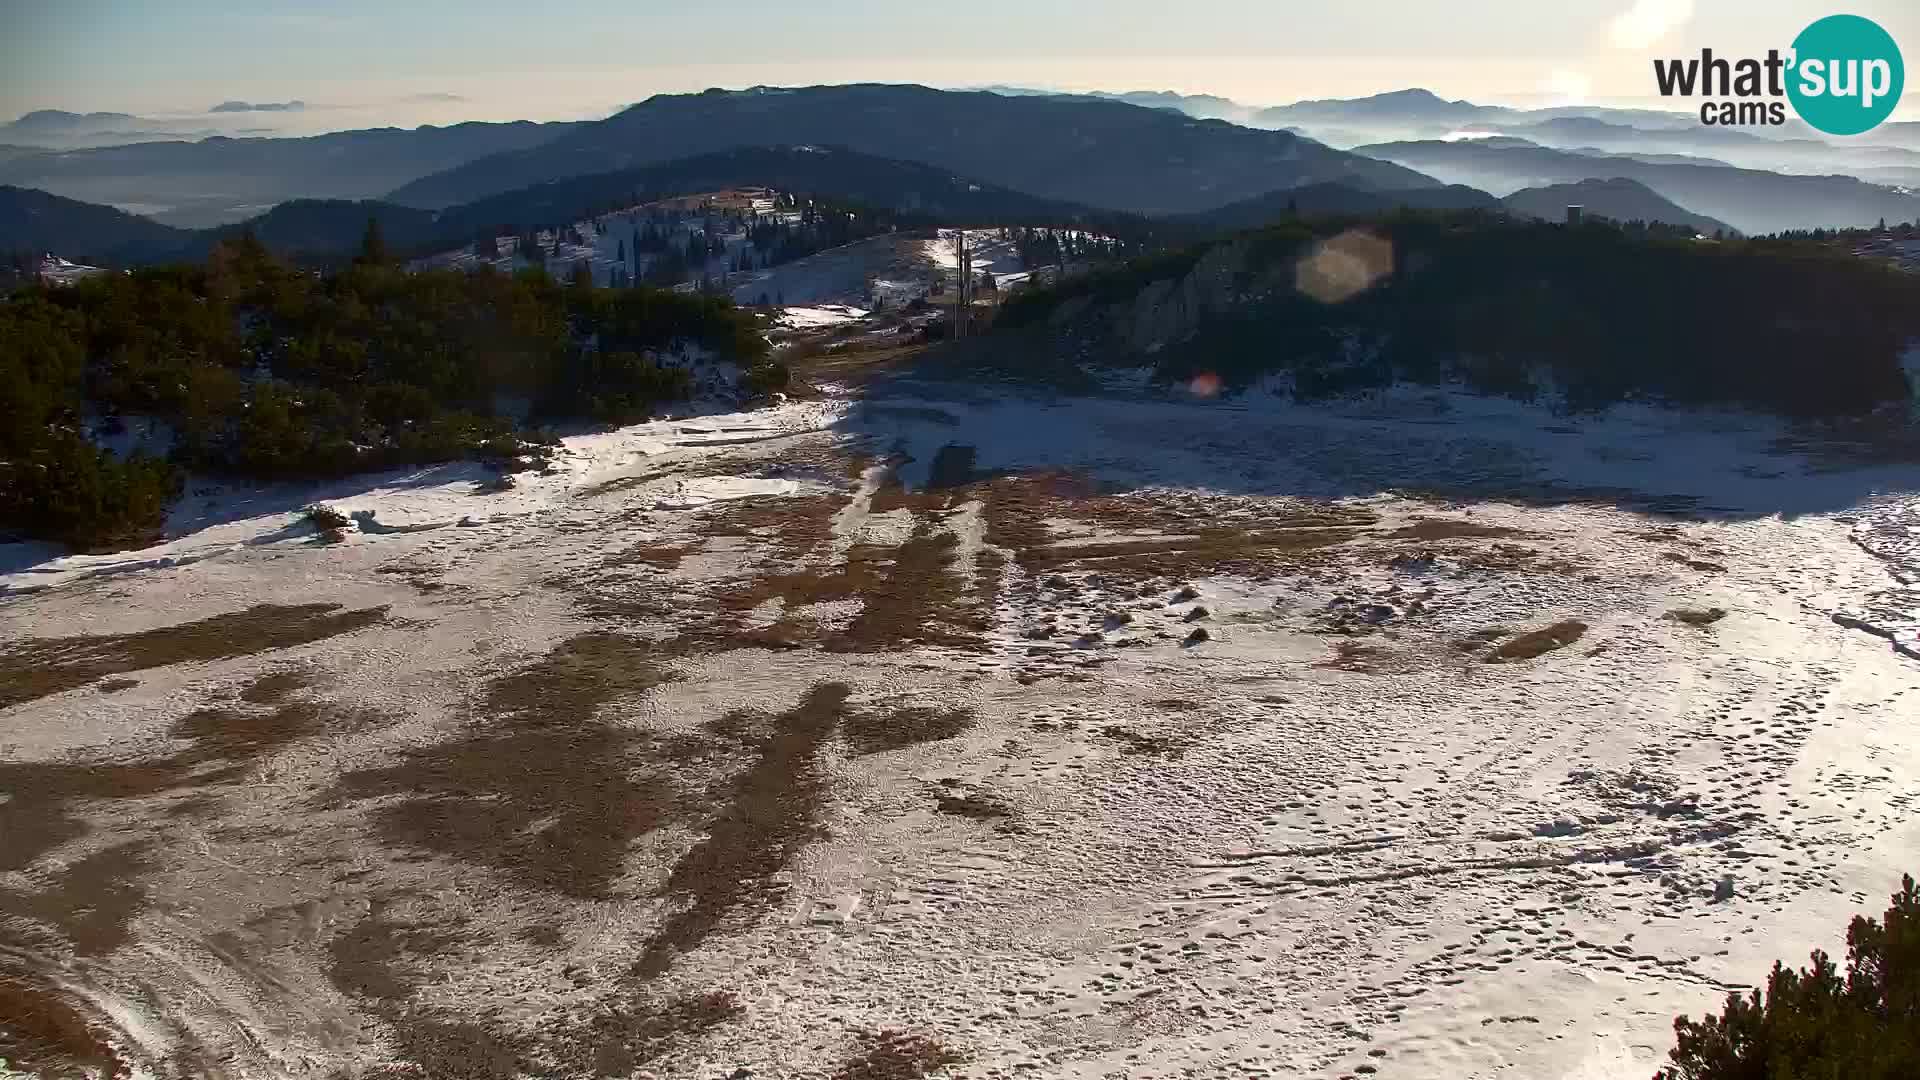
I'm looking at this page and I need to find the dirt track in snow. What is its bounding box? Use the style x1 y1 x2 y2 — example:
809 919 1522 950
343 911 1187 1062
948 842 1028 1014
2 381 1918 1079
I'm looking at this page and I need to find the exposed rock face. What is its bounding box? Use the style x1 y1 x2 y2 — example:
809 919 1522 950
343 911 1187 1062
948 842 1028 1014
1105 238 1292 353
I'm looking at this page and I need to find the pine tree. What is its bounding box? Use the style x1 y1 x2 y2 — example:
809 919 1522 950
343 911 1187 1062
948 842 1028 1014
356 217 389 266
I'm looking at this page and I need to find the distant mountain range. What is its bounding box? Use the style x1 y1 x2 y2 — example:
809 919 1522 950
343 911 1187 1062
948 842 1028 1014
1180 175 1731 235
6 83 1914 252
0 120 583 227
1180 181 1499 228
0 109 190 151
0 146 1161 264
1497 178 1735 235
1355 138 1920 234
386 84 1442 215
435 144 1134 234
990 87 1920 185
973 86 1262 125
0 184 189 262
3 141 1746 272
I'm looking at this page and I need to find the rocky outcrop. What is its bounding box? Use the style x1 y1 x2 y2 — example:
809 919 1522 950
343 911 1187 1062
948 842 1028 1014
1101 238 1289 352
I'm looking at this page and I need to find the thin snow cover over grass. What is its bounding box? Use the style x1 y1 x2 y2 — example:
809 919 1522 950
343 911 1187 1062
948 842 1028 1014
777 303 870 328
412 189 782 287
921 226 1036 289
35 254 112 285
1 373 1917 1079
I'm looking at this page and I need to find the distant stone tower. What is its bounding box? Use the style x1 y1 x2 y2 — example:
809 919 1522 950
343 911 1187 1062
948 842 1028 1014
1565 205 1585 226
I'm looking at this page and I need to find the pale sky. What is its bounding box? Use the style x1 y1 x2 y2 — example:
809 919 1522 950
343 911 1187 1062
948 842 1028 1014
2 0 1916 129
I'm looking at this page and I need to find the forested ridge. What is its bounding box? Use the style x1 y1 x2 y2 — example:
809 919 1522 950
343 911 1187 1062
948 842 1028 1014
997 212 1920 418
1 233 774 550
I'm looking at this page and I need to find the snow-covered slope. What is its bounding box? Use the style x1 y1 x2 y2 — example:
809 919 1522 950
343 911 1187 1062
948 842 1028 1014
3 379 1916 1079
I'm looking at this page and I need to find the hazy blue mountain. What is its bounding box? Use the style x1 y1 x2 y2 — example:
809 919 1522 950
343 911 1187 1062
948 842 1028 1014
6 110 142 134
387 84 1443 215
1356 138 1920 234
435 145 1129 236
1 145 1150 265
1485 116 1920 178
0 120 583 227
189 200 438 259
1499 178 1735 235
1562 147 1736 168
1256 88 1494 130
1247 88 1918 185
978 86 1260 124
0 109 183 150
1853 166 1920 188
0 184 190 262
210 100 308 114
1180 180 1498 229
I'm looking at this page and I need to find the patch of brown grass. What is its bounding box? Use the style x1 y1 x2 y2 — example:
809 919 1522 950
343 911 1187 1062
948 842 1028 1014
1073 491 1376 536
480 632 681 724
0 842 151 957
369 1011 533 1080
828 1030 965 1080
327 902 474 1002
843 706 975 755
0 963 128 1080
1099 726 1184 757
0 603 388 708
1451 627 1513 653
1487 620 1589 663
934 791 1014 823
237 670 311 704
1666 607 1728 627
833 524 981 651
334 634 697 900
632 683 851 979
976 472 1079 557
701 492 852 565
559 990 746 1076
1387 518 1526 541
706 516 983 653
1020 526 1359 583
975 476 1366 584
1316 639 1395 673
603 540 698 572
573 448 775 499
171 696 386 766
0 672 388 954
342 728 692 900
1662 552 1728 573
1451 543 1584 576
869 454 957 513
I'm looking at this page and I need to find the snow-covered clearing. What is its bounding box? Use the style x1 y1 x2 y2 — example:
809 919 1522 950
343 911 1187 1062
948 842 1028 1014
3 378 1917 1079
34 255 112 286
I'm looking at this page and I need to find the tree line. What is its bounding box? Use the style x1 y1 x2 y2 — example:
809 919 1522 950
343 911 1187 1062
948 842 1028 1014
997 211 1920 419
1 232 776 551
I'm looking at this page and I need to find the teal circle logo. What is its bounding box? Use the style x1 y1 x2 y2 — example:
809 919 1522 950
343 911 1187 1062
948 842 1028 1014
1787 14 1904 136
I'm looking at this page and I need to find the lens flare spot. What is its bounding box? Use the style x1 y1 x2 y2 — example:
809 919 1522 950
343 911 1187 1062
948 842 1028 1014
1187 372 1223 398
1295 228 1394 304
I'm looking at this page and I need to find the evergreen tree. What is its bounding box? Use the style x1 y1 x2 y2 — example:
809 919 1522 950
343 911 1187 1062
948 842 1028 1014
356 217 389 266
